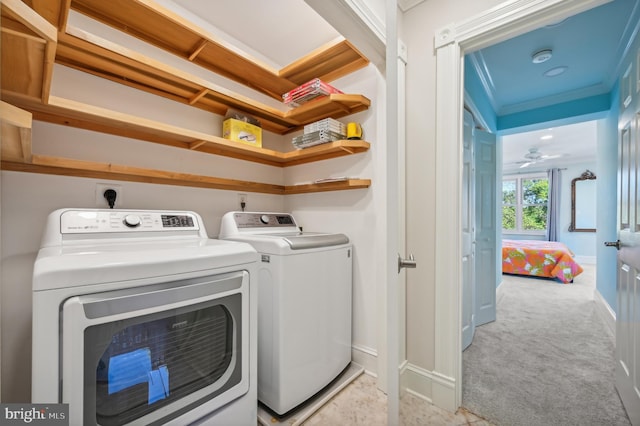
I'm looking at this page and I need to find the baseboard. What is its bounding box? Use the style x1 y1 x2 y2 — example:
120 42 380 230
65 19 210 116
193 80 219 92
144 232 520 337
352 344 378 377
574 255 596 265
496 279 506 304
400 362 457 413
430 370 457 412
362 352 457 416
593 289 616 339
401 362 433 403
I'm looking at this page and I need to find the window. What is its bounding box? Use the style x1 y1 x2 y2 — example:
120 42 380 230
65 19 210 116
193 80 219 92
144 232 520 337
502 174 548 233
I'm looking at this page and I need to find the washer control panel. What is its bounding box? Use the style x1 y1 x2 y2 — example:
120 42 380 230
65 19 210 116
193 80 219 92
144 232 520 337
233 212 297 228
60 210 199 234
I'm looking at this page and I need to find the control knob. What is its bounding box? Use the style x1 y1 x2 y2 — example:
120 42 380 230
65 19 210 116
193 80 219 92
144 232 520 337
123 214 142 228
260 215 270 224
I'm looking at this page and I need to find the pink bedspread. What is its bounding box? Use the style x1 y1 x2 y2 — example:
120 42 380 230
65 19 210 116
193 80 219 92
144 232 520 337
502 239 583 283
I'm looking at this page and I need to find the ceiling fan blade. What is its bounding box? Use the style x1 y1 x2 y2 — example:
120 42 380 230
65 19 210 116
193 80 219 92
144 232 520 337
519 162 532 168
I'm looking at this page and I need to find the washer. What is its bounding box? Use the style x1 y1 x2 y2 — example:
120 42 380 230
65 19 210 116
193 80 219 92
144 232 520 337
32 209 258 425
219 211 352 415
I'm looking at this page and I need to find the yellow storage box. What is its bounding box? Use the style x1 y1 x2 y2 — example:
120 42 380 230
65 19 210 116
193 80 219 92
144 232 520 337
223 118 262 147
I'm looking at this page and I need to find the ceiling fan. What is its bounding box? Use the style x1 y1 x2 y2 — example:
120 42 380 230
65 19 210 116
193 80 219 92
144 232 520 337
516 147 565 168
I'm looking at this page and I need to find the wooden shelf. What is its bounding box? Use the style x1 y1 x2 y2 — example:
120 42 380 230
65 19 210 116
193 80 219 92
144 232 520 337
5 95 371 167
55 28 370 134
1 2 372 195
0 101 33 163
284 179 372 195
280 139 371 166
67 0 369 101
1 0 57 103
4 1 370 135
1 155 371 195
0 99 371 194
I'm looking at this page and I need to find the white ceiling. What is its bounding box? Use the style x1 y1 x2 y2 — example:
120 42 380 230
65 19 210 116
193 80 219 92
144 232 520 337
169 0 340 69
501 120 598 173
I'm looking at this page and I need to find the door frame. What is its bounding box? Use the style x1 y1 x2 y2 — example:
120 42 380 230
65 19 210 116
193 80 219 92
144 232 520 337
432 0 612 411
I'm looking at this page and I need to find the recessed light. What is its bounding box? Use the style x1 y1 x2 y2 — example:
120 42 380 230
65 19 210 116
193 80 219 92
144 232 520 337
544 66 568 77
532 49 553 64
541 135 553 140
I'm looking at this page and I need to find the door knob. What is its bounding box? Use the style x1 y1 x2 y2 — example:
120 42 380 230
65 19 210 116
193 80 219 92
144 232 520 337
604 240 621 250
398 254 417 273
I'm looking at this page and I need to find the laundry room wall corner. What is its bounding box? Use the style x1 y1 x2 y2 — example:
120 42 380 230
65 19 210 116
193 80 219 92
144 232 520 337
284 63 385 376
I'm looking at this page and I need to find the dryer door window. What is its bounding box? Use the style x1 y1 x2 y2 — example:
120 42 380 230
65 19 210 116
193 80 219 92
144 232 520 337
87 300 238 426
60 272 249 426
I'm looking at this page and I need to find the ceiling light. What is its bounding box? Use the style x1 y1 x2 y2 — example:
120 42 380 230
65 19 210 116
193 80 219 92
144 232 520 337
544 66 568 77
532 49 553 64
524 148 542 160
541 135 553 140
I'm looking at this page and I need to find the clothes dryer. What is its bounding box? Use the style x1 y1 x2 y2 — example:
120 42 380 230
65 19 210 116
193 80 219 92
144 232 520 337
32 209 258 425
219 211 352 415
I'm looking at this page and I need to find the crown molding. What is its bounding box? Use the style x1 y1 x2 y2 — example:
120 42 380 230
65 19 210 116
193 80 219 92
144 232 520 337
398 0 425 13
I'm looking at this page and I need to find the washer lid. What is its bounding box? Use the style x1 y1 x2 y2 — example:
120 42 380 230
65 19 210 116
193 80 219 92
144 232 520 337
282 233 349 250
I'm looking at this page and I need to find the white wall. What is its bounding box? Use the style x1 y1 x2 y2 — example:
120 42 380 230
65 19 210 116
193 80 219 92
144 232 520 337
1 57 384 403
284 66 386 366
596 98 619 313
0 125 2 401
402 0 508 375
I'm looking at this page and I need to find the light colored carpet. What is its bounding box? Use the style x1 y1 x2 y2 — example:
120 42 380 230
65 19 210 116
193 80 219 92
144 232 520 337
462 265 631 426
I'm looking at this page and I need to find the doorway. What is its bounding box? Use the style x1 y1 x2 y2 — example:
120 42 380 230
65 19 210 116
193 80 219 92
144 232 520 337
432 0 615 411
463 120 609 424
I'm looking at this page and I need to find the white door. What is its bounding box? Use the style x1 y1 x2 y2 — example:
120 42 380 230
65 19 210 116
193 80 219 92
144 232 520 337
462 122 497 351
462 110 475 350
474 129 497 326
613 115 640 425
385 1 402 423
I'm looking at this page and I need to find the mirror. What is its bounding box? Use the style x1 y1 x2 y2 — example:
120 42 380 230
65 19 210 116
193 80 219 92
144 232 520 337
569 170 596 232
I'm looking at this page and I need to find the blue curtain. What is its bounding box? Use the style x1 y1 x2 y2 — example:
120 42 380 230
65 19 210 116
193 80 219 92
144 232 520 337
546 168 561 241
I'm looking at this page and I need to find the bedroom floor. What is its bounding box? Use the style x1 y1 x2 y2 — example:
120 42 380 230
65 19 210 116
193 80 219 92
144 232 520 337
462 264 631 425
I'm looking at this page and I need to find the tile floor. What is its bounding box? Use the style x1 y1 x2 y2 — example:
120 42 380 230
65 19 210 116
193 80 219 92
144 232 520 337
302 373 492 425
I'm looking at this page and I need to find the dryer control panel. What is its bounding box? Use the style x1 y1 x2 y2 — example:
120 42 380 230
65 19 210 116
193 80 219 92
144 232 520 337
40 209 209 247
59 210 200 234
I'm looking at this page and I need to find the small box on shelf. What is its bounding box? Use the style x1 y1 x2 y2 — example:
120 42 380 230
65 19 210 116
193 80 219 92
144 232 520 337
223 118 262 147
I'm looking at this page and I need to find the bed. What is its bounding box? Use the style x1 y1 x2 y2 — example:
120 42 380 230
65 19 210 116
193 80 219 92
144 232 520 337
502 239 583 283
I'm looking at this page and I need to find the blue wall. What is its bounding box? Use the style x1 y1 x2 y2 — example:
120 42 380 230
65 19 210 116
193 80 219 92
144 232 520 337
559 163 598 258
497 95 610 131
596 101 619 313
